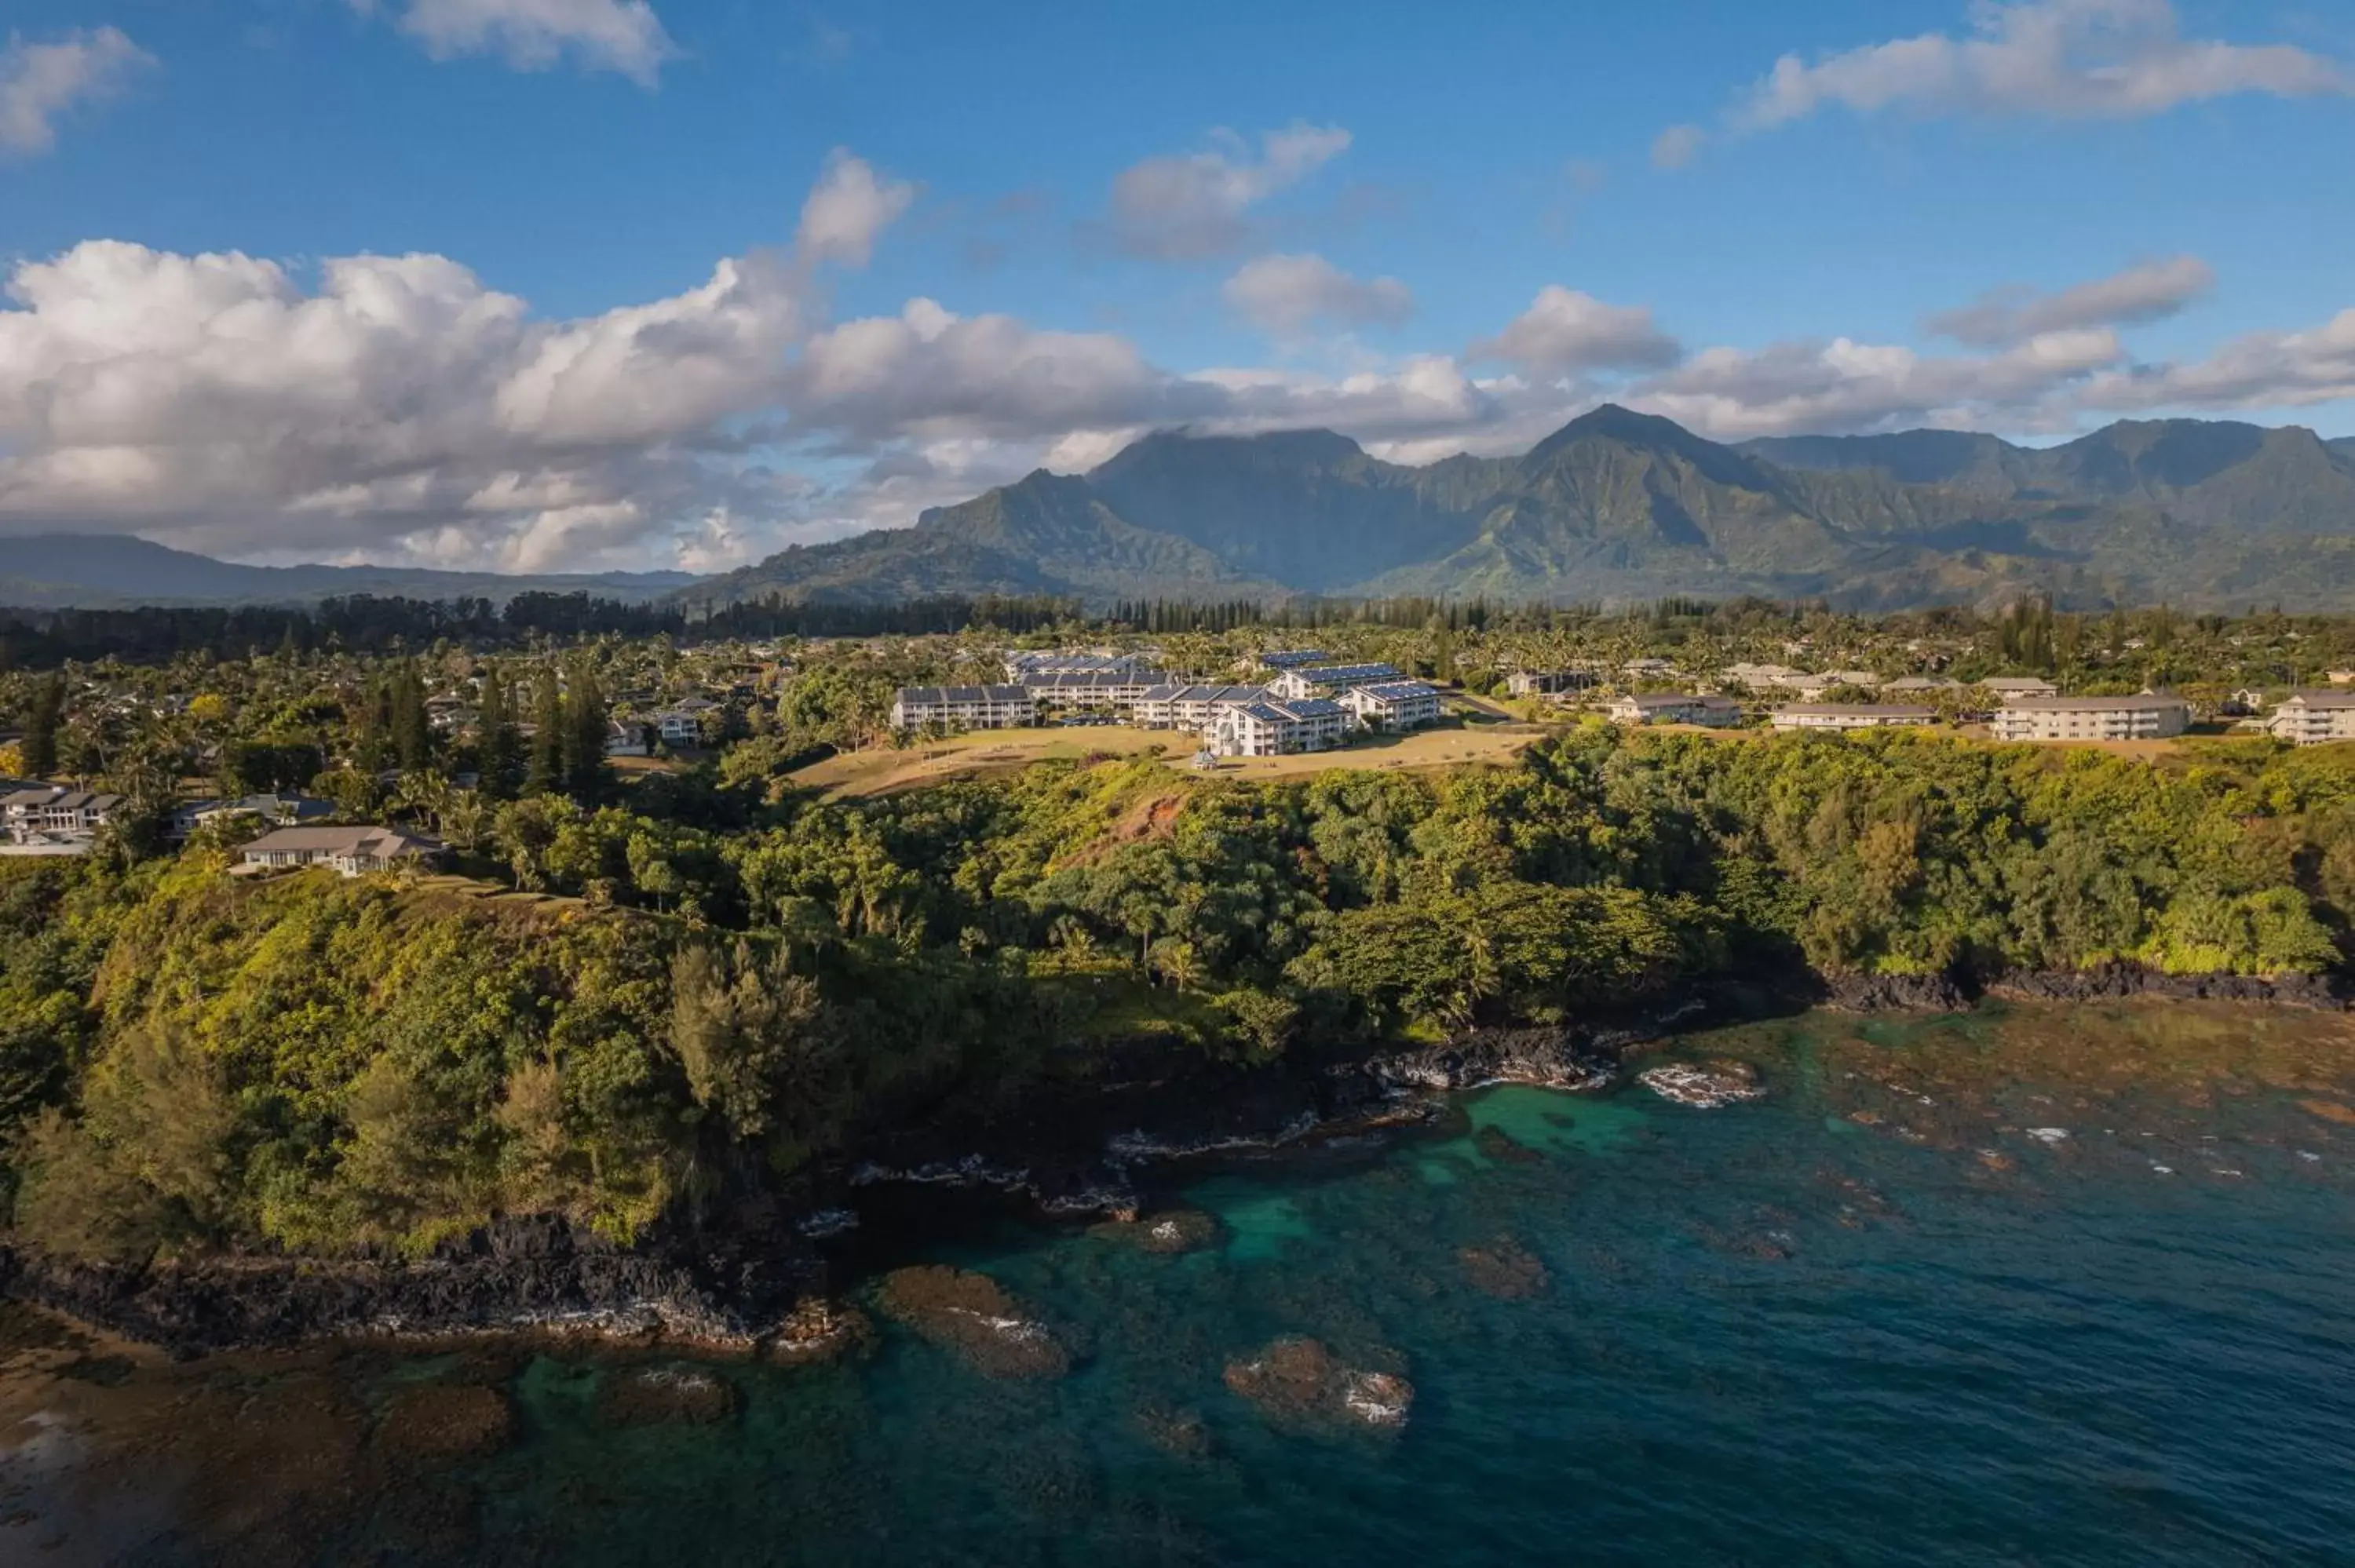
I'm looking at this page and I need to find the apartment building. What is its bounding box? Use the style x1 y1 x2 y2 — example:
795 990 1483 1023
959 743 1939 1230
1991 693 2190 742
1267 663 1404 701
889 686 1040 731
1130 684 1270 731
1018 669 1171 713
2267 690 2355 746
1981 676 2061 701
1505 669 1594 697
1341 680 1444 731
1207 697 1354 757
1769 703 1936 732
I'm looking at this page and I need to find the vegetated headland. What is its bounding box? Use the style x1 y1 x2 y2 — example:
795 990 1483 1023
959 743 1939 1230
3 591 2354 1355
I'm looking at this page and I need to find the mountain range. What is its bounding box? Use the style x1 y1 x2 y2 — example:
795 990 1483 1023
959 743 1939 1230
689 408 2355 613
0 534 696 610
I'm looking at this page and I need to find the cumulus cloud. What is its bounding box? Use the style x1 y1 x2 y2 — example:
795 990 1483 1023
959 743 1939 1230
1105 123 1352 261
1222 253 1413 337
363 0 677 86
1729 0 2349 131
795 150 918 268
1630 327 2126 438
0 27 153 155
1926 255 2215 346
2083 309 2355 413
1650 123 1706 169
1468 286 1683 376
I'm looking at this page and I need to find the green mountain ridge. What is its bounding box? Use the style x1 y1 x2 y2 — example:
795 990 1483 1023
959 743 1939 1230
689 406 2355 612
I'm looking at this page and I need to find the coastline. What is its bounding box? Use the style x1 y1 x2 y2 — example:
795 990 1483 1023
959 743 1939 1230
3 964 2342 1360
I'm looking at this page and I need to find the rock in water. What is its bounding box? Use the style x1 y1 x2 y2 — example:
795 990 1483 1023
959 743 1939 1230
1639 1059 1765 1107
1473 1125 1546 1165
1134 1404 1215 1458
1223 1336 1413 1434
1087 1209 1222 1255
595 1365 741 1428
767 1296 873 1366
1459 1236 1550 1300
875 1267 1072 1380
373 1383 517 1465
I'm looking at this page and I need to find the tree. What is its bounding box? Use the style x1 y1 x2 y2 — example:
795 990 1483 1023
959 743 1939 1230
528 666 565 794
563 656 609 797
477 665 522 798
21 673 64 776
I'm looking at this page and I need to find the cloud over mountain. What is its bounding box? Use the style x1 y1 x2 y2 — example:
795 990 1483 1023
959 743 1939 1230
1926 256 2216 346
1104 124 1353 261
1223 254 1413 336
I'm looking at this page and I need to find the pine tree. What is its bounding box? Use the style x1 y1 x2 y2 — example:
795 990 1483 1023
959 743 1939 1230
562 656 608 797
22 673 64 777
391 661 432 771
478 665 522 797
528 667 565 794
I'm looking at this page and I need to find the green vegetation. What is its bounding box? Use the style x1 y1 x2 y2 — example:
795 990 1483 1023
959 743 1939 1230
7 723 2355 1269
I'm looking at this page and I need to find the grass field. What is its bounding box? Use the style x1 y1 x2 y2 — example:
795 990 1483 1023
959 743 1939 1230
788 720 1548 798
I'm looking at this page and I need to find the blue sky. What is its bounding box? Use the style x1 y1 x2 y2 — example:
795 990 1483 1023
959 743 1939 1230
3 0 2353 570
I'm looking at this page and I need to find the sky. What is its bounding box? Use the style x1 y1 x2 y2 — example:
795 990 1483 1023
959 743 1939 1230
2 0 2353 574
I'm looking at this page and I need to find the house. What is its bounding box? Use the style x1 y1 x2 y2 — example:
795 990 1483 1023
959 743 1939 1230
1 787 122 844
1882 676 1961 695
1619 657 1677 678
1605 693 1742 727
166 793 335 841
2267 690 2355 746
1980 676 2061 700
236 825 446 877
1268 663 1403 701
1991 693 2190 742
1130 684 1270 732
1254 650 1331 673
1207 697 1355 757
604 720 652 758
1769 703 1936 732
1341 680 1444 731
1506 669 1594 697
1724 662 1804 689
1018 669 1171 713
890 685 1039 731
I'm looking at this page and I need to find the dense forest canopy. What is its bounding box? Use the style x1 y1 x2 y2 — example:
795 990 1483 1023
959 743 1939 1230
6 724 2352 1266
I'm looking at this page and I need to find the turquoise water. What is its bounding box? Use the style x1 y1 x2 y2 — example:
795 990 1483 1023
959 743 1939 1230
31 1007 2355 1566
413 1013 2355 1567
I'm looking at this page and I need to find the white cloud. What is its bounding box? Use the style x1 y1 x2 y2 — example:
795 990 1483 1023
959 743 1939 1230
795 149 918 269
367 0 677 86
1468 286 1683 376
1630 327 2126 438
1222 253 1413 337
1926 254 2215 345
0 27 153 155
2083 309 2355 412
1729 0 2349 131
1651 123 1706 169
1106 123 1353 260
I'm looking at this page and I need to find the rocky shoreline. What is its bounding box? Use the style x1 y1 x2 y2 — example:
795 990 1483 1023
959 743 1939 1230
2 965 2340 1358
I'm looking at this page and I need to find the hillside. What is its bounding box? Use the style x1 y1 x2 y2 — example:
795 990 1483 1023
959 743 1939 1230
692 407 2355 612
0 534 697 609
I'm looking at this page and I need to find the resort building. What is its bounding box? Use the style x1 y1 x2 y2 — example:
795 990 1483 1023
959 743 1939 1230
1130 684 1270 731
1991 693 2191 742
1268 663 1404 701
1018 669 1171 713
2266 690 2355 746
1980 676 2061 701
1505 669 1595 697
1769 703 1937 733
1605 693 1743 727
1207 697 1355 757
236 826 447 877
1254 650 1331 673
889 686 1040 731
1341 680 1444 731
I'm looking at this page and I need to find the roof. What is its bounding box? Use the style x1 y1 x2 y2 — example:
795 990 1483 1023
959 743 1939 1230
1775 704 1935 718
1981 676 2060 690
1142 684 1265 702
1882 676 1959 690
1999 693 2189 712
894 685 1034 704
1020 669 1170 688
1619 691 1739 710
1294 662 1401 684
2278 690 2355 711
1258 650 1330 668
241 826 444 857
1354 681 1440 702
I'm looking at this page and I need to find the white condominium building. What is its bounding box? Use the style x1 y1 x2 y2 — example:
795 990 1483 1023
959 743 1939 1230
1991 693 2190 742
1980 676 2060 701
1605 692 1743 727
1207 697 1354 757
1769 703 1935 732
2267 690 2355 746
1341 680 1444 731
890 685 1040 731
1130 684 1270 731
1268 663 1404 701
